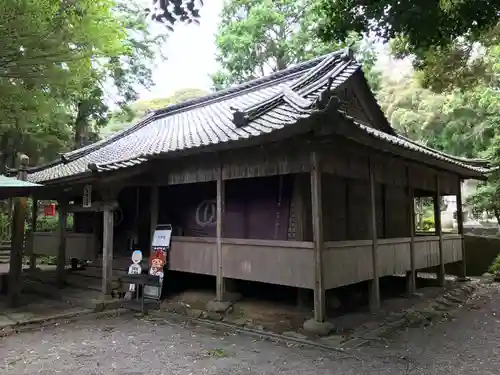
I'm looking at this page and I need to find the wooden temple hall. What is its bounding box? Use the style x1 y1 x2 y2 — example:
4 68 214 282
18 48 487 328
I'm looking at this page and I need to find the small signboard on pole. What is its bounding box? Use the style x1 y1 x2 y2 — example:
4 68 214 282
143 224 172 300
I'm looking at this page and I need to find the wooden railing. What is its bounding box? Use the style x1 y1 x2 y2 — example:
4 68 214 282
170 237 315 288
26 232 462 290
25 232 96 260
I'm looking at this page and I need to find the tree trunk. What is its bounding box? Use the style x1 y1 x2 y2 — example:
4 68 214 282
74 101 89 149
494 207 500 228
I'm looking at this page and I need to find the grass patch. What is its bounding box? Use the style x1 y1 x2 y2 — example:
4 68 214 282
207 348 229 358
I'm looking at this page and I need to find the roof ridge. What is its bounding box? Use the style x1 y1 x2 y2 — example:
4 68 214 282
153 51 341 117
232 50 356 127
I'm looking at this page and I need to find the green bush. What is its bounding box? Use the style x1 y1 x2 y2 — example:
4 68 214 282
36 215 59 232
35 214 74 232
422 217 435 232
489 253 500 274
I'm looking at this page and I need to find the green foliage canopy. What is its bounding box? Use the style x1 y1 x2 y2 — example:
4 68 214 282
312 0 500 91
211 0 380 90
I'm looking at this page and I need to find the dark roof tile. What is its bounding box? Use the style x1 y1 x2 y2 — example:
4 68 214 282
26 48 487 183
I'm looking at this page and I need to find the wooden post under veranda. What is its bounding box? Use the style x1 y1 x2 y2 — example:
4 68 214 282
7 154 29 307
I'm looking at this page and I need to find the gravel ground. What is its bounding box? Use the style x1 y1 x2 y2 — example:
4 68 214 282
2 285 500 375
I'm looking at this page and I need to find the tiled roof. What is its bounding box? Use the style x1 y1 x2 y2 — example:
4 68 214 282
26 48 487 183
341 116 490 175
28 49 358 183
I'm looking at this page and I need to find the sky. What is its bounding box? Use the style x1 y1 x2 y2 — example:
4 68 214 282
137 0 224 100
136 0 412 101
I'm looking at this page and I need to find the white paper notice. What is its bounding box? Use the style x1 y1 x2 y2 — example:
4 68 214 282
152 229 172 247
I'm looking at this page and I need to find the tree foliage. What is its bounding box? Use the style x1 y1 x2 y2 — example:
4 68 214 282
0 0 125 169
147 0 202 28
211 0 380 91
0 0 170 170
70 1 167 148
378 77 500 158
312 0 500 91
377 44 500 223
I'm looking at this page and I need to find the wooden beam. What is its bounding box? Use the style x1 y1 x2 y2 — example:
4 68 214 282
57 200 68 287
29 198 38 272
456 179 467 280
67 200 118 213
434 175 445 286
406 166 416 295
7 155 29 307
216 166 225 301
94 162 151 185
310 151 326 322
102 208 114 297
368 158 380 312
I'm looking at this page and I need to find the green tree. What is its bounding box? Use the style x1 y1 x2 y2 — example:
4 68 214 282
70 1 168 148
0 0 124 170
377 69 500 223
312 0 500 91
211 0 379 91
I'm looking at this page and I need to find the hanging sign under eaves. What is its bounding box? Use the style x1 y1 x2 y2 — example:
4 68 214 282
82 185 92 208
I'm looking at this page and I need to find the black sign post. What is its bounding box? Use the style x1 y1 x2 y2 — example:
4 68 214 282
143 224 172 301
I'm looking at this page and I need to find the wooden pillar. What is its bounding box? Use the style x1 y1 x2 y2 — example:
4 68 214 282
7 154 29 307
150 184 159 241
102 208 114 297
29 198 38 271
368 159 380 312
456 179 467 280
406 166 416 295
434 175 445 286
310 151 326 322
57 200 68 287
216 166 225 301
381 185 387 238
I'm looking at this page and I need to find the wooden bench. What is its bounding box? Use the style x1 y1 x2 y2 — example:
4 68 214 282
120 274 161 313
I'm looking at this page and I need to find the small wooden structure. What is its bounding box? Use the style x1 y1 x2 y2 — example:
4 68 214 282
19 49 487 324
0 157 42 306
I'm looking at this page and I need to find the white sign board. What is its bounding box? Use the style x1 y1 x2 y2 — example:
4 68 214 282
151 229 172 247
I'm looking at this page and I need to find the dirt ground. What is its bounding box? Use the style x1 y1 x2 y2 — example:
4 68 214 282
2 283 500 374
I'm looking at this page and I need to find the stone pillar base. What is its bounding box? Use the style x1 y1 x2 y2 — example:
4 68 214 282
405 270 416 297
303 318 334 336
206 300 233 313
